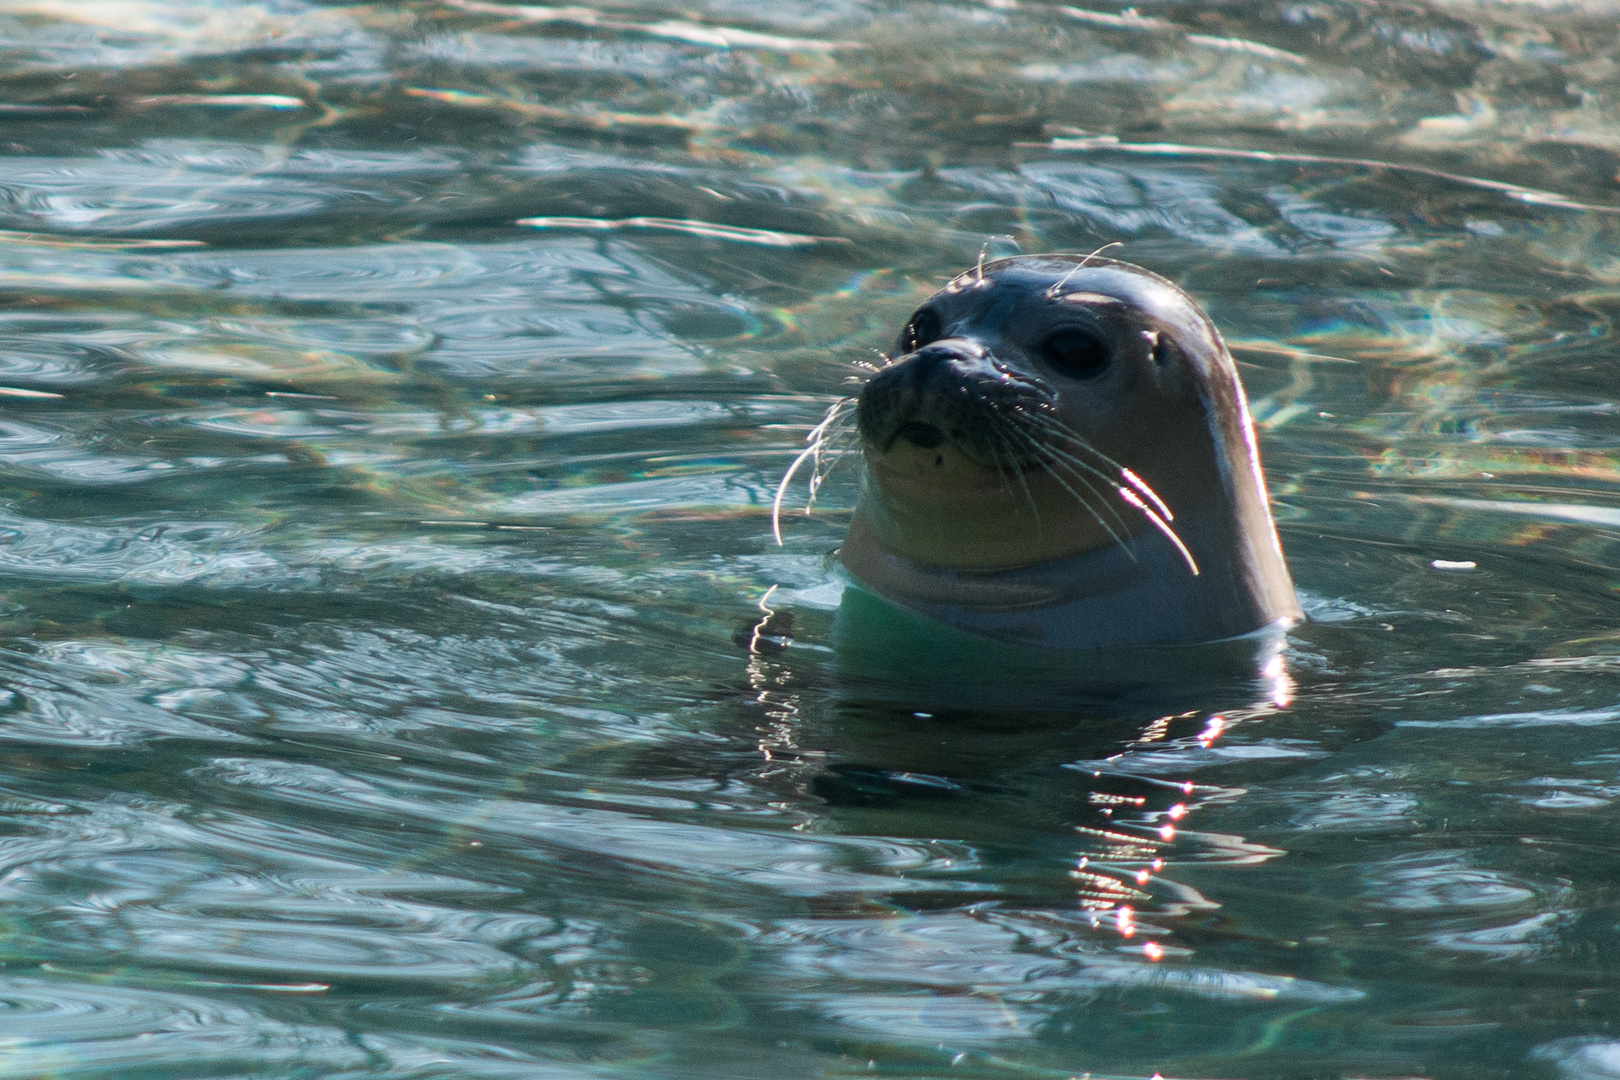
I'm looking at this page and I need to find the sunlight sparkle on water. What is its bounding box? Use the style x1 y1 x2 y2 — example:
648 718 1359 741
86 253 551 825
0 0 1611 1077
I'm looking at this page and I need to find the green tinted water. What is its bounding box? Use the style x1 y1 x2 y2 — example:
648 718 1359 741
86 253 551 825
0 1 1617 1077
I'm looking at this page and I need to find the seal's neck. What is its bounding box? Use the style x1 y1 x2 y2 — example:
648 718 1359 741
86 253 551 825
841 513 1298 650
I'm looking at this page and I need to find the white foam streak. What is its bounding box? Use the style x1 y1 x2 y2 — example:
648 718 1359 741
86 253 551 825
516 216 842 247
444 0 860 51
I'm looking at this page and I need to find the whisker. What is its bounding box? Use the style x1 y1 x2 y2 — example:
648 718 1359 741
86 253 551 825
1017 414 1191 555
772 443 819 545
1045 242 1123 298
1119 488 1200 576
1032 452 1140 553
1017 415 1190 562
814 413 858 453
808 400 858 499
1009 417 1136 539
813 447 858 494
982 437 1010 495
1020 413 1164 506
1020 411 1135 477
807 431 860 509
1001 423 1132 555
821 406 857 432
988 425 1042 535
1080 240 1124 267
1020 430 1127 494
1119 466 1174 522
772 397 856 544
1017 417 1197 574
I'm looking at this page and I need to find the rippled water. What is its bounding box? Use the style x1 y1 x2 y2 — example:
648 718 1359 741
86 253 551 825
0 1 1617 1077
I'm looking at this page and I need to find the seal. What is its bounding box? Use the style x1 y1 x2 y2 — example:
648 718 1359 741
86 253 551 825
823 254 1301 651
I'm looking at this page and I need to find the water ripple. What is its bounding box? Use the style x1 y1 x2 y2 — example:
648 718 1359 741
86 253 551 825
1364 853 1540 911
1532 1038 1620 1080
0 978 377 1077
1286 790 1421 834
771 910 1362 1043
0 0 1613 1075
204 758 985 898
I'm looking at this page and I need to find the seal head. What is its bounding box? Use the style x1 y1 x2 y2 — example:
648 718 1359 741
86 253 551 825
840 255 1301 650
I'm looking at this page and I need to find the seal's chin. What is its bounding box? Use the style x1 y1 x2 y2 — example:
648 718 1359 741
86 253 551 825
855 437 1143 571
866 438 1020 503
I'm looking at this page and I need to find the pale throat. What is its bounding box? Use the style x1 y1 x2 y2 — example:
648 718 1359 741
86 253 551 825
850 440 1150 571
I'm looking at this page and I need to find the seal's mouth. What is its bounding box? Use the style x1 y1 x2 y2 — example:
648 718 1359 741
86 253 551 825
892 421 944 450
886 419 1054 478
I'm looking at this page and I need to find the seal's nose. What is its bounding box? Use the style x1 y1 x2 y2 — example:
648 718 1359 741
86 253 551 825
854 335 1054 460
856 338 992 449
903 339 990 389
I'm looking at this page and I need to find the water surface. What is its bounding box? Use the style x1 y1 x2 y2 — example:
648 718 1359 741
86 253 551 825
0 1 1617 1077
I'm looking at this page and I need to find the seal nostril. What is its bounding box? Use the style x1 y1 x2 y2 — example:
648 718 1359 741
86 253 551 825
897 422 945 448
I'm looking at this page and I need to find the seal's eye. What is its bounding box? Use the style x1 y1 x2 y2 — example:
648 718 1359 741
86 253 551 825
901 308 942 353
1041 330 1110 378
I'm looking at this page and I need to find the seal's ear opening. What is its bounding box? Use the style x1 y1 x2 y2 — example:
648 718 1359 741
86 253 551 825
1151 333 1183 368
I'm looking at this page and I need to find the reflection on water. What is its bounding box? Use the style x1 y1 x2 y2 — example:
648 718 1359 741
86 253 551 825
0 0 1613 1077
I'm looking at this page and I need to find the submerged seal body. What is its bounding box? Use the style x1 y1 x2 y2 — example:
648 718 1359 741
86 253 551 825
839 255 1301 650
